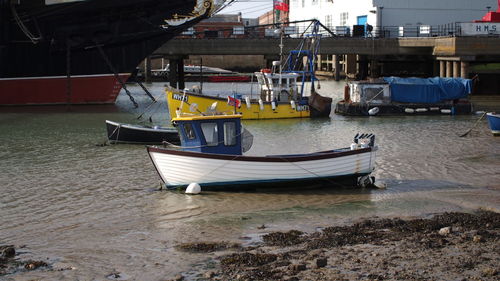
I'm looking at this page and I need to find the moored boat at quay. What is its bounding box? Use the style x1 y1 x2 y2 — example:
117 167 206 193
165 20 332 120
0 0 225 105
335 77 474 116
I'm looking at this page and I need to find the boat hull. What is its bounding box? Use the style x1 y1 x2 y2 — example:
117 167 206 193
166 89 312 120
207 75 251 82
1 0 217 105
486 112 500 136
147 146 377 190
0 74 129 105
106 120 180 144
335 101 473 116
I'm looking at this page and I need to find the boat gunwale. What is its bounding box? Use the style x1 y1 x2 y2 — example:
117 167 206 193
147 146 373 162
105 120 177 133
167 88 306 105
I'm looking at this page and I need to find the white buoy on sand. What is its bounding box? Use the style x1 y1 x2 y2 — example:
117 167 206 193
373 179 387 189
368 107 379 116
185 183 201 194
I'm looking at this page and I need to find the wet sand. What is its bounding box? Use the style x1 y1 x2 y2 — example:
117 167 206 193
174 210 499 281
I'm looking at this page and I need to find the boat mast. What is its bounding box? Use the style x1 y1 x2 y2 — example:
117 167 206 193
278 19 284 99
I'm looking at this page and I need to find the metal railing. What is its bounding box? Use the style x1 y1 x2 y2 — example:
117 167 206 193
176 20 500 39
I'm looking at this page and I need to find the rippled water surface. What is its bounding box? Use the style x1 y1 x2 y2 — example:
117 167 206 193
1 81 499 280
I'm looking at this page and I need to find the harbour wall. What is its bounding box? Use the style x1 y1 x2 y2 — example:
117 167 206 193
149 36 500 95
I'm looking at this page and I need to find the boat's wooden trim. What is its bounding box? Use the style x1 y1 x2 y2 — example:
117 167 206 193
147 146 372 162
106 120 177 133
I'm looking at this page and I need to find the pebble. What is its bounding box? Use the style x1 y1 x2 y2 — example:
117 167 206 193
482 267 497 277
172 274 184 281
204 271 216 279
315 258 328 268
289 263 307 271
473 235 482 243
438 227 451 236
0 245 15 258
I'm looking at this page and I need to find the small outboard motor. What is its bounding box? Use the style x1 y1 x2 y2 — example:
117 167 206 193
353 133 376 147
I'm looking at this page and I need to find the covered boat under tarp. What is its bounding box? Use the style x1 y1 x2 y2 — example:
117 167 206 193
383 77 473 103
335 76 474 116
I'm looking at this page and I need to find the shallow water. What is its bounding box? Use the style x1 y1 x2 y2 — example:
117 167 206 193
1 81 499 280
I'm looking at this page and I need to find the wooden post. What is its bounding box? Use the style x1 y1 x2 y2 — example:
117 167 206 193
460 61 469 79
439 60 446 77
66 41 72 107
144 56 152 83
178 59 185 90
446 61 452 77
169 59 178 88
453 61 460 78
334 54 341 81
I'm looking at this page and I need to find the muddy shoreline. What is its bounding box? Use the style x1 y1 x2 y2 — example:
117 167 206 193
2 210 498 280
175 210 499 281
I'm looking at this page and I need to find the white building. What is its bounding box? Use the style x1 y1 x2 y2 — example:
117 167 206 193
289 0 497 36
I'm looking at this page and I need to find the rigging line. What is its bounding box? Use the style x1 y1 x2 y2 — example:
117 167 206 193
17 0 87 20
220 5 271 14
214 0 237 14
137 100 158 120
94 43 138 108
137 80 156 102
10 3 42 43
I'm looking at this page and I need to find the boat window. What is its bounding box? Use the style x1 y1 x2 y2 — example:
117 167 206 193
271 78 288 85
223 122 236 146
201 123 218 146
183 123 196 140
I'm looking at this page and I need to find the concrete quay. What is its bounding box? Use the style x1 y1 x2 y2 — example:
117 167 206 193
153 36 500 95
156 36 500 57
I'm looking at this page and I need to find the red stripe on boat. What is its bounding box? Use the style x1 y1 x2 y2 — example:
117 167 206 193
0 74 130 105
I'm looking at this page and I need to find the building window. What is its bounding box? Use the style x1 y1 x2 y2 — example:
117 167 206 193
312 0 318 4
325 15 332 28
340 12 349 26
302 0 305 8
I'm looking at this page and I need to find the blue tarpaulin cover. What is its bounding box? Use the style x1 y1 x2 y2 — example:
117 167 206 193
383 77 472 103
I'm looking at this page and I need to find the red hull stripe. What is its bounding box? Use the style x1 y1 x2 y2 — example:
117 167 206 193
0 74 130 105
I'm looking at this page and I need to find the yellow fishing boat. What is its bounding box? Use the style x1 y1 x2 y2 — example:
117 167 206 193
166 88 309 120
166 20 332 120
166 70 332 120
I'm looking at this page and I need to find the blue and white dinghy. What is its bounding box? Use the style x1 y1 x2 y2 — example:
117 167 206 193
147 113 378 191
486 112 500 136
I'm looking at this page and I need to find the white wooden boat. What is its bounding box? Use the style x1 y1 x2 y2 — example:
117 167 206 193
147 113 377 191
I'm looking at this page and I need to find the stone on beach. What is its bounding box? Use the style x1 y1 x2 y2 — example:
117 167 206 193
438 226 451 236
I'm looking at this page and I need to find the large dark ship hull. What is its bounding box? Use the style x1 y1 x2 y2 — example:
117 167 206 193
0 0 217 105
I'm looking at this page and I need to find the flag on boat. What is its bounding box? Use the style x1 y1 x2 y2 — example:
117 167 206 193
227 96 241 108
274 0 289 12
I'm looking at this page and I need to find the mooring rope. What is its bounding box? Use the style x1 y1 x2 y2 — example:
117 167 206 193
10 3 42 44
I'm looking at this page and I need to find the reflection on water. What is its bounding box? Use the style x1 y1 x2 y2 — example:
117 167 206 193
0 81 499 280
